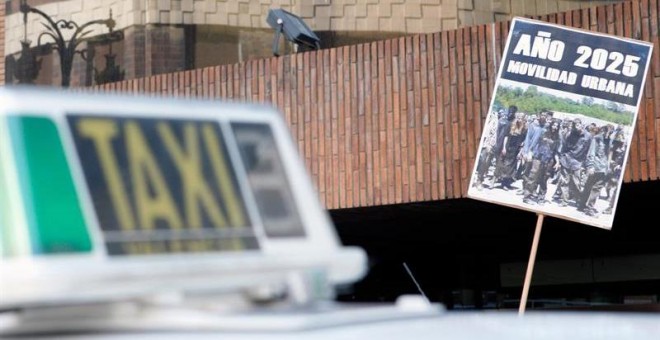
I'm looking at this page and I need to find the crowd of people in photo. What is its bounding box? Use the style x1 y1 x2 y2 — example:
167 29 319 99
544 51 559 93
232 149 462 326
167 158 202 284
472 105 627 218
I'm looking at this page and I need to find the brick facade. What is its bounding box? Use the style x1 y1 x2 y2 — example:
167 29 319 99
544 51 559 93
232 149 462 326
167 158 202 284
122 25 147 79
5 0 620 55
2 1 658 211
4 1 625 86
145 25 190 76
91 1 660 210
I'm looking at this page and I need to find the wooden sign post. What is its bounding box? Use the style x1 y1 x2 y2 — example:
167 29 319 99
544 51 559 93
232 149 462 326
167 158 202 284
519 214 544 315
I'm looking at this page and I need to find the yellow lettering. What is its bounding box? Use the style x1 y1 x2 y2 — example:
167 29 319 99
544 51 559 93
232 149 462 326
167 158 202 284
232 238 244 251
219 238 244 251
77 119 136 230
125 242 156 255
126 122 183 230
169 240 183 252
229 237 244 251
185 240 206 252
141 242 153 254
202 124 246 227
152 241 166 253
204 240 214 251
123 243 137 255
158 123 228 228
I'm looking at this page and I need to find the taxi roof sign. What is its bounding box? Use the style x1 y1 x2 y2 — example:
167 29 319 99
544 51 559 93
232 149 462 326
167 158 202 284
0 87 366 309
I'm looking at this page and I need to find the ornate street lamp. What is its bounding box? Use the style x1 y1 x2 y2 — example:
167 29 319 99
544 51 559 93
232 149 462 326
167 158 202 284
13 0 124 87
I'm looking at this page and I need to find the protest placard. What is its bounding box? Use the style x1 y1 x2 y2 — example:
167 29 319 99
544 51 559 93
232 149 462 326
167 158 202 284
468 17 653 230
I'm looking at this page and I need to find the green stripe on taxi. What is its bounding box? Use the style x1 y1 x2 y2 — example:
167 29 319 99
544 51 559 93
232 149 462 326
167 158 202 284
9 116 91 254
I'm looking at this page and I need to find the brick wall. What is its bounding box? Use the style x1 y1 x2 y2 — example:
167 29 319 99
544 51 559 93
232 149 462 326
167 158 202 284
95 0 660 209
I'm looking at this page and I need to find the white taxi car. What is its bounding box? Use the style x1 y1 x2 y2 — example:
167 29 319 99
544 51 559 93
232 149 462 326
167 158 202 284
0 88 657 339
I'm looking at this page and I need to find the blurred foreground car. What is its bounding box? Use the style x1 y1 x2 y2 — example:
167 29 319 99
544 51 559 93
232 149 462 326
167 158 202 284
0 88 657 339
